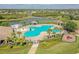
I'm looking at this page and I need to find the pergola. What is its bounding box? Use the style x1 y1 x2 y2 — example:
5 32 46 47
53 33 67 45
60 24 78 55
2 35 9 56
31 21 38 25
57 20 64 26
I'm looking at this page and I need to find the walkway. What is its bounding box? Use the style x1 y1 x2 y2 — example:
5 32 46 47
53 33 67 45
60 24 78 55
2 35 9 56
28 42 39 54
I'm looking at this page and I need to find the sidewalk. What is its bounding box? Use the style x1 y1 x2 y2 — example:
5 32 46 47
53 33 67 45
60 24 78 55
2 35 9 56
28 42 39 54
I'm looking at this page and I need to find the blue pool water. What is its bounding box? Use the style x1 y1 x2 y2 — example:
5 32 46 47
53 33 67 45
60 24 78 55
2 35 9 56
23 25 61 37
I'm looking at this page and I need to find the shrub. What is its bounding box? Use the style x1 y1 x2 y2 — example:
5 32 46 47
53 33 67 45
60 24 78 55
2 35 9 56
0 22 10 26
0 15 5 19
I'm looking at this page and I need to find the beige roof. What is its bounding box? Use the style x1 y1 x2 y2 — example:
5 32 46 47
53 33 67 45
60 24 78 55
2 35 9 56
75 29 79 34
0 26 12 40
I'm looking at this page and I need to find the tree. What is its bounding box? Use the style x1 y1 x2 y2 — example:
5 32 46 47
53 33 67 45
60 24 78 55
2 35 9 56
64 21 77 32
0 22 10 26
0 15 5 19
6 36 14 48
69 15 74 20
47 29 52 38
12 29 16 38
74 16 79 20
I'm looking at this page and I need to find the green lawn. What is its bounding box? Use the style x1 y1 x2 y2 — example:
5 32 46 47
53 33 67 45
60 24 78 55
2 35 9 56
36 36 79 54
0 43 32 54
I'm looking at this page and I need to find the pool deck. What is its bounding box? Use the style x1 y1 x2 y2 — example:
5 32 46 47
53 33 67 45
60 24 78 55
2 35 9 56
17 24 62 41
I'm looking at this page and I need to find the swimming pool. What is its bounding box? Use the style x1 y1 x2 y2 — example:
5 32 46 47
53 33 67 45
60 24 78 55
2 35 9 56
23 25 61 37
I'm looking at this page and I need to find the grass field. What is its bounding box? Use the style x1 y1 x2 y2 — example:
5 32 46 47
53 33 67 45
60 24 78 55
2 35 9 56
36 36 79 54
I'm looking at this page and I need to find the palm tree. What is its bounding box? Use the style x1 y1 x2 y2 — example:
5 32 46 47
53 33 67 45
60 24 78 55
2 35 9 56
11 28 16 39
6 36 14 48
15 37 26 46
47 29 52 39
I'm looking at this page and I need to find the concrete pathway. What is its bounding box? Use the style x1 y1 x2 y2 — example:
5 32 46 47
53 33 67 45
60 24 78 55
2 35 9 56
28 42 39 54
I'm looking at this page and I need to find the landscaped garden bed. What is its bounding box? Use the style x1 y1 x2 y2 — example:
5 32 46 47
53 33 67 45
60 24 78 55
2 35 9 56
0 42 32 54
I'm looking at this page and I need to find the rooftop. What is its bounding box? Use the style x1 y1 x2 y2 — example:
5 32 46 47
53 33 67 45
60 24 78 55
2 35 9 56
0 26 12 40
